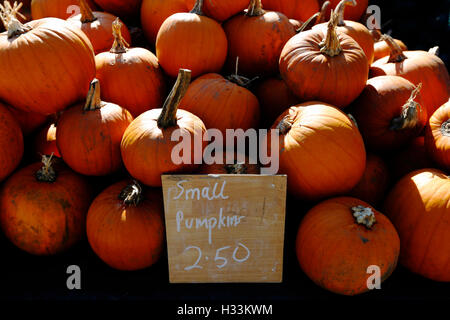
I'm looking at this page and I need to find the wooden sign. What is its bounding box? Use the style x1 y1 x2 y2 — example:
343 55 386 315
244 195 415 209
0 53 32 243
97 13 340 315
161 175 287 283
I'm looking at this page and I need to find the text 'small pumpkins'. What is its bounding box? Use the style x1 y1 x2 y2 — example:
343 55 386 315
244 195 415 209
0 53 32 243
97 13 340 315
156 0 227 78
87 181 165 271
95 19 166 117
0 2 95 115
185 0 248 22
425 100 450 170
280 10 368 108
261 0 319 24
296 197 400 295
0 102 23 182
384 169 450 282
31 0 97 20
268 101 366 200
0 156 92 255
57 79 133 176
121 69 207 187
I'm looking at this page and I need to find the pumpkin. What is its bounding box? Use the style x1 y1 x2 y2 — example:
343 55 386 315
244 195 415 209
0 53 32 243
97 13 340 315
93 0 142 18
325 0 368 21
156 0 227 78
185 0 248 22
0 102 23 182
33 122 60 160
87 180 165 271
370 35 450 116
425 100 450 170
199 150 260 175
372 30 407 62
121 69 207 187
255 76 299 128
384 169 450 282
141 0 188 45
57 79 133 176
351 76 427 152
261 0 319 23
347 154 389 208
296 197 400 295
95 19 166 117
223 0 295 77
0 155 91 255
267 102 366 200
5 105 47 136
0 2 96 115
280 10 368 108
31 0 97 19
67 0 131 55
179 69 260 134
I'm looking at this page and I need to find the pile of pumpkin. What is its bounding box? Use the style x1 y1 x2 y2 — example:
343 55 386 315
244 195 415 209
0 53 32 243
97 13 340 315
0 0 448 296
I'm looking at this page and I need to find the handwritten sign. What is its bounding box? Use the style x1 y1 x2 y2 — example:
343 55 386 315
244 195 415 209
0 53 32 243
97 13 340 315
161 175 287 283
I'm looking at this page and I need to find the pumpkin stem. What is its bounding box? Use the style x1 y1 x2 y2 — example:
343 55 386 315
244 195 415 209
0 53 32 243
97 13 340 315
35 154 57 183
441 120 450 137
335 0 356 26
0 1 31 39
319 10 342 57
119 181 143 206
110 18 129 54
370 29 382 42
84 79 103 111
225 163 248 174
317 1 330 24
390 83 423 131
297 1 330 33
428 46 439 56
277 115 294 135
227 57 259 88
381 34 407 63
157 69 191 129
351 206 376 229
246 0 265 17
190 0 204 15
79 0 96 23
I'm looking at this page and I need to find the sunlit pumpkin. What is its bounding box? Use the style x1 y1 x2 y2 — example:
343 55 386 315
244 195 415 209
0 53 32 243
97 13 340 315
425 100 450 170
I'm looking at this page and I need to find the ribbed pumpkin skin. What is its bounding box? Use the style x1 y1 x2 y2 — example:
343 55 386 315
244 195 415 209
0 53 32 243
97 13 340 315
370 51 450 116
374 39 407 61
224 11 295 77
156 13 227 78
269 102 366 201
384 169 450 282
141 0 188 45
33 123 60 160
0 18 95 115
179 73 260 134
68 12 131 55
95 48 166 117
5 106 47 136
425 100 450 170
296 197 400 296
87 181 165 271
0 103 24 182
198 151 260 175
57 102 133 176
280 29 368 108
261 0 319 22
352 76 428 152
325 0 368 21
0 162 91 255
31 0 98 19
93 0 142 18
185 0 248 21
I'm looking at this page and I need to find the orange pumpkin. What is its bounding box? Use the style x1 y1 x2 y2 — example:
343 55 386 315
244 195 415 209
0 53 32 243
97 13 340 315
198 150 260 175
67 0 131 55
223 0 295 77
351 76 427 152
95 19 166 117
325 0 368 21
296 197 400 295
185 0 248 21
0 156 92 255
87 180 165 271
384 169 450 282
0 3 95 115
268 102 366 200
370 35 450 116
93 0 142 18
57 79 133 176
0 102 23 182
33 122 60 160
261 0 319 23
425 100 450 170
31 0 98 19
280 10 368 108
156 0 227 78
141 0 188 45
121 69 207 187
5 105 47 136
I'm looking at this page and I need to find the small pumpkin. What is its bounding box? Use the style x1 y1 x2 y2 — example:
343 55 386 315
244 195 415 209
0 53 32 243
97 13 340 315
5 105 47 136
0 155 92 255
351 76 427 152
223 0 295 77
296 197 400 295
95 19 166 117
199 150 260 175
185 0 248 22
384 169 450 282
325 0 368 21
280 10 368 108
93 0 142 18
156 0 227 78
261 0 319 23
87 180 165 271
121 69 207 187
33 122 60 160
57 79 133 176
31 0 98 20
425 100 450 170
